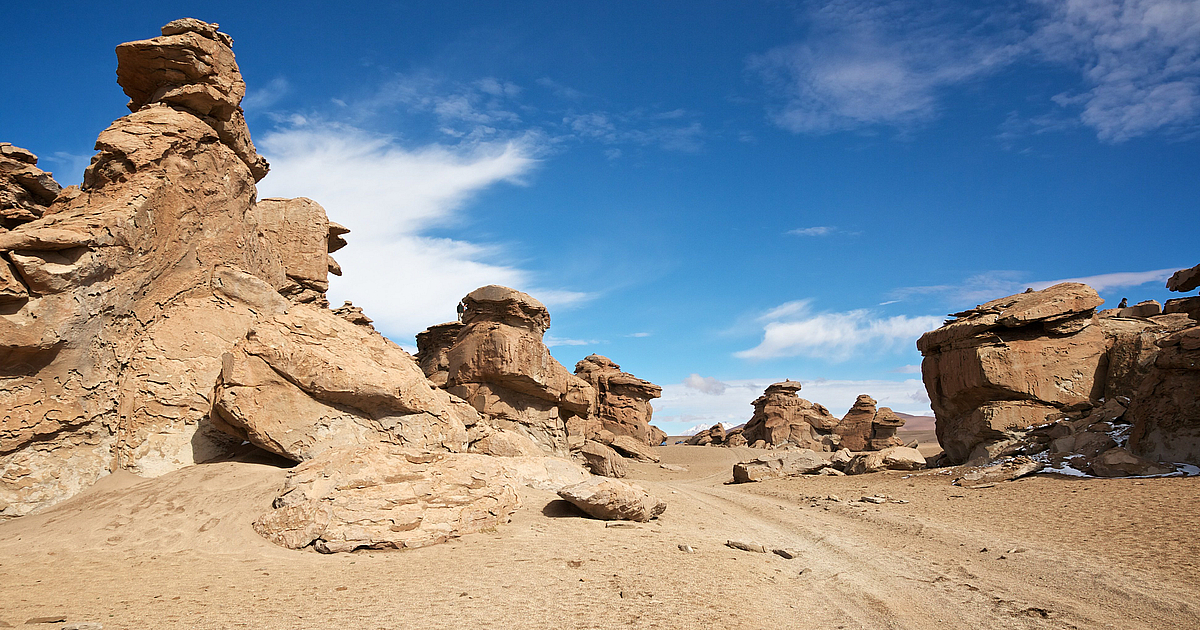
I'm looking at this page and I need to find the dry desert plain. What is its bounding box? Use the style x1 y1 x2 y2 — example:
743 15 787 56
1 429 1198 630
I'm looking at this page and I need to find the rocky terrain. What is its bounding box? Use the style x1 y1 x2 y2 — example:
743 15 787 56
2 17 1199 630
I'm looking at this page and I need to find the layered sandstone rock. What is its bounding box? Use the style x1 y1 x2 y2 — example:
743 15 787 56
917 283 1109 463
741 381 840 450
443 286 595 455
415 321 464 387
572 354 662 445
253 446 522 553
687 423 727 446
0 143 61 227
1167 263 1200 293
920 278 1200 470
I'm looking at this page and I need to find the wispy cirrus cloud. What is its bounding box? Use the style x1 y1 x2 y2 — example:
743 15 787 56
787 226 836 236
735 299 942 361
890 267 1181 309
751 0 1200 141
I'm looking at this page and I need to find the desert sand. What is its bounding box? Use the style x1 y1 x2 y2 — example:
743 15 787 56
2 431 1198 630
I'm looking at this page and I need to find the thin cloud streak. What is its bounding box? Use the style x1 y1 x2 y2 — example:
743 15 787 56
736 300 942 361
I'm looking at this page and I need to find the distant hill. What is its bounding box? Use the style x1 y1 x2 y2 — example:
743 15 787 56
895 412 936 431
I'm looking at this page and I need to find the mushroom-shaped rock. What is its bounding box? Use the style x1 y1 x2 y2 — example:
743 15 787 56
573 354 662 445
557 477 666 522
741 381 840 450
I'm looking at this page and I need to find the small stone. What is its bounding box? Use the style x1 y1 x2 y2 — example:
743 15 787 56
860 495 887 504
726 540 767 553
825 495 840 502
772 548 801 559
677 544 695 553
659 464 687 472
62 624 103 630
24 617 66 625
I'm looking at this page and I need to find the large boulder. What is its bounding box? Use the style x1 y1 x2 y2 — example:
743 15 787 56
1167 263 1200 293
444 286 595 455
920 277 1200 470
577 440 627 478
557 477 667 522
844 446 926 475
918 283 1109 463
732 449 827 483
741 380 840 450
572 354 662 445
212 304 480 463
253 446 522 553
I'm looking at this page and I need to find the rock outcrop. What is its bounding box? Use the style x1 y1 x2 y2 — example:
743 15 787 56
415 321 464 387
572 354 662 445
741 381 841 450
1 143 61 228
440 286 595 455
732 450 827 483
919 277 1200 471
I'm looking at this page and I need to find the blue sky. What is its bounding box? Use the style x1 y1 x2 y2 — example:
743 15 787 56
3 1 1198 432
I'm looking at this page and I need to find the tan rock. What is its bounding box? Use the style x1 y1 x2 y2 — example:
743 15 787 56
1126 326 1200 466
725 431 748 448
648 425 667 446
577 440 627 478
573 355 662 445
732 449 827 482
608 434 660 462
254 446 521 553
955 456 1044 487
470 429 544 458
446 286 594 454
557 477 666 522
252 197 339 305
415 321 465 386
1090 447 1174 477
741 380 839 449
0 143 61 226
1167 263 1200 293
835 395 877 451
845 446 925 475
686 423 727 446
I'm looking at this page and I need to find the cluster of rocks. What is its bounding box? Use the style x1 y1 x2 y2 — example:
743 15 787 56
686 384 908 452
732 445 926 483
919 276 1200 477
0 19 666 549
415 305 665 478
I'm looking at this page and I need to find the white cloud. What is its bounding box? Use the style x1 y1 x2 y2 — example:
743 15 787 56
626 332 652 338
256 121 588 340
751 0 1200 140
749 2 1022 133
544 335 600 347
653 376 932 434
788 226 835 236
1029 268 1179 291
735 300 942 361
890 364 923 374
1033 0 1200 141
682 374 728 395
892 267 1181 308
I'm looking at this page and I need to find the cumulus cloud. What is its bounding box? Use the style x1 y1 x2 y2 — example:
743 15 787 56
751 0 1200 140
242 77 291 112
256 120 589 341
682 374 728 395
735 299 943 361
653 376 933 434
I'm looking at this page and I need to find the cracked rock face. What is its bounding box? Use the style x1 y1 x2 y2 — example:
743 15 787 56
919 280 1200 467
0 19 359 517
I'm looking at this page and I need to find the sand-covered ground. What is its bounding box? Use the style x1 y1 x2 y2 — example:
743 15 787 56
2 433 1198 629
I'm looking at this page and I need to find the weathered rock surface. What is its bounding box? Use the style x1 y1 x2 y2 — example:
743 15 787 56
687 423 727 446
444 286 595 455
557 477 666 522
741 381 841 450
608 434 660 463
844 447 926 475
955 456 1044 487
254 446 521 553
1167 263 1200 293
921 276 1200 471
572 354 662 445
577 440 627 478
1090 447 1174 477
0 143 61 227
212 304 480 463
732 450 827 483
415 321 464 387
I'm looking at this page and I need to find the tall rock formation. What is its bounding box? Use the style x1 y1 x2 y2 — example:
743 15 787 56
442 286 595 455
740 380 840 450
919 280 1199 467
833 395 907 451
0 19 454 518
572 354 662 445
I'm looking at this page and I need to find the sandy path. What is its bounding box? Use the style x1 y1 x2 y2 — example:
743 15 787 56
1 446 1197 629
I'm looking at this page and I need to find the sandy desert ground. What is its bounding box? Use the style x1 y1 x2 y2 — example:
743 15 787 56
2 430 1197 630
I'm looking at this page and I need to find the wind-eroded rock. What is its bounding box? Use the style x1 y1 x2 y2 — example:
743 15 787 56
444 286 594 454
573 354 662 445
741 380 841 450
557 477 666 522
254 446 522 553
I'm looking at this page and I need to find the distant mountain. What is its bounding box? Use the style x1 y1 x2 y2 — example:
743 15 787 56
895 412 936 431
